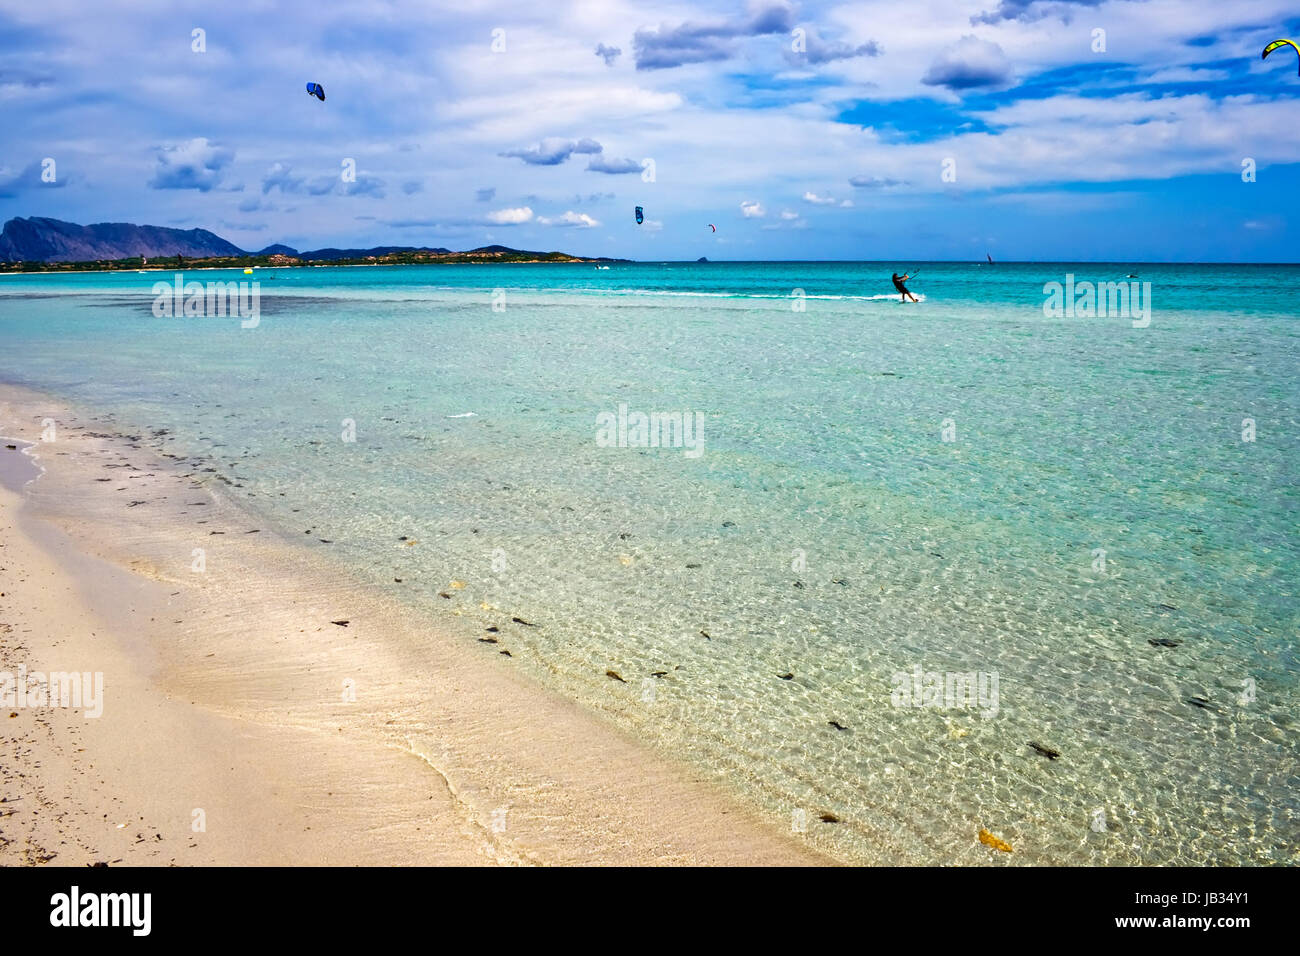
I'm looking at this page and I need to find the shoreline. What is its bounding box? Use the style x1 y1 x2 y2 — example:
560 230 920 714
0 260 628 277
0 382 833 866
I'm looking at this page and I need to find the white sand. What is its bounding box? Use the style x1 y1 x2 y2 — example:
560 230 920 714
0 383 830 865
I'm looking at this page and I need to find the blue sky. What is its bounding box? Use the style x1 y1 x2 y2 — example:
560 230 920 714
0 0 1297 260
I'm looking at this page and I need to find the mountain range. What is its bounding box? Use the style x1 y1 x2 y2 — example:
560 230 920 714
0 217 522 263
0 217 247 262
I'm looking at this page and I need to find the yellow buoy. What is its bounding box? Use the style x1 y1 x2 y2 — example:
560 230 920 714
243 268 253 274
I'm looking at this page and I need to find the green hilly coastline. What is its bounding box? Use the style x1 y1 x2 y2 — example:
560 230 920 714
0 217 627 271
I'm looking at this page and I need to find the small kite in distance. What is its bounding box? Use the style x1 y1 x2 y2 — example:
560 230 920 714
635 206 644 225
306 82 326 101
708 223 716 232
1262 39 1300 74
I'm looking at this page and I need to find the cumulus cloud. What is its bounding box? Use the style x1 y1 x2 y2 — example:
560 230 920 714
339 175 386 199
785 27 881 66
538 211 600 227
500 137 603 166
633 2 796 70
586 156 642 174
261 162 304 195
266 164 385 199
740 200 765 217
149 138 233 192
922 36 1014 91
486 206 534 224
0 160 66 197
595 43 621 66
972 0 1103 25
306 177 336 196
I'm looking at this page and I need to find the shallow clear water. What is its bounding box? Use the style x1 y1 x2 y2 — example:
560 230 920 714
2 261 1297 864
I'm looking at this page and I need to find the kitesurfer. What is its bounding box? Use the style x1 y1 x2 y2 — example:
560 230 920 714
892 271 918 303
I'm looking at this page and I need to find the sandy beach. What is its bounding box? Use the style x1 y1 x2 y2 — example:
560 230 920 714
0 382 830 866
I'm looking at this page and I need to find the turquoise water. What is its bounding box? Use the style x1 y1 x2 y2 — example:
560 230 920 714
2 261 1297 864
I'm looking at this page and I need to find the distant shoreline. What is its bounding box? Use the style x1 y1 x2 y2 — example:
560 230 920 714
0 260 631 277
0 255 632 275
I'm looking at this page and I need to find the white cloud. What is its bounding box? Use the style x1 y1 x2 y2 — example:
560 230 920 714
149 137 234 192
538 211 601 227
740 200 765 217
921 36 1014 91
500 137 603 166
486 206 534 224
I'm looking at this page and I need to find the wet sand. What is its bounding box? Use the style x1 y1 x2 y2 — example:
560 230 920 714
0 383 831 866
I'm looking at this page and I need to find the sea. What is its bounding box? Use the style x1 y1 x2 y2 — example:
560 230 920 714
1 260 1296 864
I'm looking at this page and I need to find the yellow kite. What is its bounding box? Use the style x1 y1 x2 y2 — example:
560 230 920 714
1262 39 1300 74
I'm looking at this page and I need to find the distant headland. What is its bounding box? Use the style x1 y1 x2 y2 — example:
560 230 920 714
0 217 628 272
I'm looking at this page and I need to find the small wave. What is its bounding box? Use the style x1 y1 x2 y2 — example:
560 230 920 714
446 412 477 419
0 436 45 492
